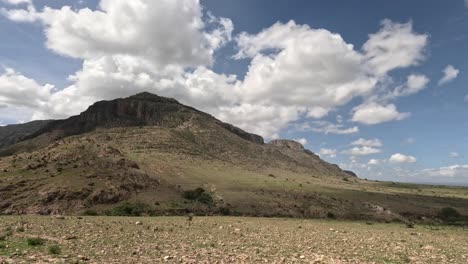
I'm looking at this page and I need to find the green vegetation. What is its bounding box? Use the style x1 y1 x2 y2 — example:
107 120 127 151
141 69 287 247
110 202 151 216
183 188 214 205
48 244 61 255
83 209 99 216
438 207 462 222
26 237 45 246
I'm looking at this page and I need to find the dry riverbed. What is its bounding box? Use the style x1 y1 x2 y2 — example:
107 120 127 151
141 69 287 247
0 216 467 263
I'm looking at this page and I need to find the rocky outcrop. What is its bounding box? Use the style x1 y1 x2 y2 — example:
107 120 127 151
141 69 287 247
344 170 358 178
23 92 263 145
217 122 264 144
268 140 305 151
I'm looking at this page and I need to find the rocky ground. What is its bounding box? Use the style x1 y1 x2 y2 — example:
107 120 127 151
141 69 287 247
0 216 467 263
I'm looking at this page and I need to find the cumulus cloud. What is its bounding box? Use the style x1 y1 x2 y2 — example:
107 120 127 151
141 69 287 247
395 74 429 97
449 152 459 158
351 138 383 147
301 121 359 135
0 1 430 138
438 65 459 86
0 68 53 109
3 0 232 69
343 146 381 156
389 153 417 163
235 20 377 118
319 148 337 158
352 103 410 125
363 19 428 76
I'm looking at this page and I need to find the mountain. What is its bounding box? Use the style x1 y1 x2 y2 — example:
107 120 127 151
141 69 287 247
0 92 467 221
0 120 52 149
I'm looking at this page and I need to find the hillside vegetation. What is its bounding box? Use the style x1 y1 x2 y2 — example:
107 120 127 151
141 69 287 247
0 93 467 223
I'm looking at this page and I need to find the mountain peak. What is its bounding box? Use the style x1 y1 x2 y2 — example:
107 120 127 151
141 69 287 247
12 92 264 147
128 92 180 104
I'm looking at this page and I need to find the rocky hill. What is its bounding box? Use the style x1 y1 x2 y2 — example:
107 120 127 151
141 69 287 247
0 92 467 221
0 120 52 149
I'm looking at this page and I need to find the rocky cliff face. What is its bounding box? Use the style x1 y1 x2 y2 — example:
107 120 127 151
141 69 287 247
268 140 305 151
24 92 264 145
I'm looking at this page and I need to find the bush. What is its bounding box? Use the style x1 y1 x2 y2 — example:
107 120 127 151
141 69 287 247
219 207 231 216
83 209 99 216
183 188 213 205
438 207 461 221
48 245 61 255
111 202 150 216
27 237 45 246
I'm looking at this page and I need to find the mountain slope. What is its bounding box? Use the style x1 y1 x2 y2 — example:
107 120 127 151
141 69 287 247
0 92 467 221
0 120 52 149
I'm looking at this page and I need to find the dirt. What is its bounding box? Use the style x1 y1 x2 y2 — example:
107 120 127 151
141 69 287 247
0 216 467 263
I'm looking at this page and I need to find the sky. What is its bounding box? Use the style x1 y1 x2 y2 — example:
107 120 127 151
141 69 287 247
0 0 467 185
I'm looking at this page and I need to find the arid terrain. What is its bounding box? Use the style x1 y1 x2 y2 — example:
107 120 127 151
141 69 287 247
1 216 467 264
0 93 467 263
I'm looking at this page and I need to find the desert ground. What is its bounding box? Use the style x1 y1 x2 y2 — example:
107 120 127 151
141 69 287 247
0 216 467 264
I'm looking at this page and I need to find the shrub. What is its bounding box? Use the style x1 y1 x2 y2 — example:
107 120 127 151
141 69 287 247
111 202 150 216
219 207 231 216
48 245 61 255
438 207 461 221
197 192 214 205
182 188 214 205
27 237 45 246
83 209 99 216
327 212 336 219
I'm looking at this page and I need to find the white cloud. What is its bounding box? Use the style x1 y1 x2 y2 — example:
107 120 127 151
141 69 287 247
295 138 308 145
465 94 468 102
363 19 428 76
319 148 337 158
3 0 232 69
343 146 381 156
235 20 377 117
0 68 53 109
0 3 430 138
438 65 459 86
465 0 468 8
450 152 459 158
352 103 410 125
351 138 383 147
398 74 429 96
389 153 417 163
302 121 359 135
423 165 468 178
1 0 30 5
368 159 381 165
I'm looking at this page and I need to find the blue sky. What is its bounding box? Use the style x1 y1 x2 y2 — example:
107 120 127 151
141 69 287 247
0 0 467 185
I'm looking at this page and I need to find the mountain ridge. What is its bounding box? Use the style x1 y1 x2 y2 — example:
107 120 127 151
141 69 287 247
0 92 466 221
